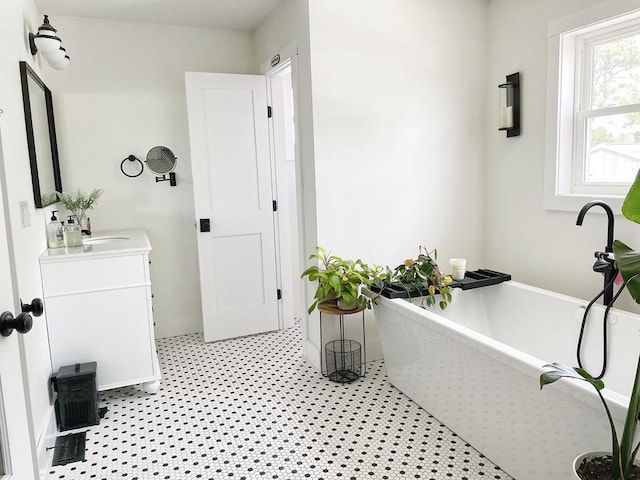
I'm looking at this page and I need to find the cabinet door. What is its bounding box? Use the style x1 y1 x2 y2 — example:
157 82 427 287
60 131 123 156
45 286 154 390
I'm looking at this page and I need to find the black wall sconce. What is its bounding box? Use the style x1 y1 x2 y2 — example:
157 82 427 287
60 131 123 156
28 15 70 70
498 72 520 137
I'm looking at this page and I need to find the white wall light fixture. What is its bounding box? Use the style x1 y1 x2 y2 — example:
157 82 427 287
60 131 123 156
28 15 70 70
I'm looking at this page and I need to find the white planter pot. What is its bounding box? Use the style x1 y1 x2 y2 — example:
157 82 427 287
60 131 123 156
572 451 640 479
572 451 608 480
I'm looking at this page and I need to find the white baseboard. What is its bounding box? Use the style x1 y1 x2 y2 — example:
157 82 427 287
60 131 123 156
304 339 321 371
155 319 300 340
37 405 56 479
154 319 202 339
366 339 383 362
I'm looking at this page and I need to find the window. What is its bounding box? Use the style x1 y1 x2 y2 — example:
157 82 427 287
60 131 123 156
576 24 640 194
544 2 640 212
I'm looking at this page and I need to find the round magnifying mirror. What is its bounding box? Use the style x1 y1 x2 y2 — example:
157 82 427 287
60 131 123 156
146 146 177 186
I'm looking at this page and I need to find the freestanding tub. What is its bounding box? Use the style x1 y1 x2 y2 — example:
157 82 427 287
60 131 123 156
373 280 640 480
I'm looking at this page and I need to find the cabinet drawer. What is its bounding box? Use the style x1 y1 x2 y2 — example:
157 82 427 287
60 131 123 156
41 255 149 296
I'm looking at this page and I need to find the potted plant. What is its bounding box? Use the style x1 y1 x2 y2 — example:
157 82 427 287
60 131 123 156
540 360 640 479
379 246 453 310
540 169 640 479
301 246 382 313
56 188 103 235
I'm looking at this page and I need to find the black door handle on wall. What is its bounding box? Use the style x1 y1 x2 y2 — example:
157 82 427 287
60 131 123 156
200 218 211 232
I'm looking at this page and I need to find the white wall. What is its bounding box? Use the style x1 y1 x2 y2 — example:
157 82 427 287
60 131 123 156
46 17 256 338
309 0 487 265
303 0 488 363
0 0 59 471
485 0 640 313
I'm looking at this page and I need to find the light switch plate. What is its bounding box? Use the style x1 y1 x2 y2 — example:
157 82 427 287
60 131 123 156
19 200 31 228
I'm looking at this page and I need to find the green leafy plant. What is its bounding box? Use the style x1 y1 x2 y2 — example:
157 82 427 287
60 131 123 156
56 188 103 231
301 247 383 314
540 361 640 479
301 246 453 314
540 169 640 479
614 169 640 305
388 246 453 310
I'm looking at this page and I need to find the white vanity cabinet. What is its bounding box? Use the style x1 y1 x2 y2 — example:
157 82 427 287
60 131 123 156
39 230 161 392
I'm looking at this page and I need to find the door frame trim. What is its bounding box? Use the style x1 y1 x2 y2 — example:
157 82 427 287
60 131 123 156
260 42 298 76
262 42 309 343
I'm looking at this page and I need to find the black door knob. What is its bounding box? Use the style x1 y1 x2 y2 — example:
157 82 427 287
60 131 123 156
21 298 43 317
0 311 33 337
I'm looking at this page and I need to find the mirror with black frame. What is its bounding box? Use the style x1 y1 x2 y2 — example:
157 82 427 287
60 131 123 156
19 61 62 208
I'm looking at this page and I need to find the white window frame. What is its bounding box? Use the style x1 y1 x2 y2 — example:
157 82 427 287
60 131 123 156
544 0 640 213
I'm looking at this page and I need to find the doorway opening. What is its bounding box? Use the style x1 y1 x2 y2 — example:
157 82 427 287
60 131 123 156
266 59 304 330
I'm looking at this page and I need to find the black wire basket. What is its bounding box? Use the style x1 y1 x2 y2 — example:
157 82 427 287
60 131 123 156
325 339 361 383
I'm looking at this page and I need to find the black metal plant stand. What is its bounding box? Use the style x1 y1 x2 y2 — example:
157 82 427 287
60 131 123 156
318 300 366 383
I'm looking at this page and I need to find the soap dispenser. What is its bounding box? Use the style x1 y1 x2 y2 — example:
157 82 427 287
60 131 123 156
63 216 83 247
46 210 64 249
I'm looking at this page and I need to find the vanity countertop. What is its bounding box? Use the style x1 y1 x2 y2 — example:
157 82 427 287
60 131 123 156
39 229 151 263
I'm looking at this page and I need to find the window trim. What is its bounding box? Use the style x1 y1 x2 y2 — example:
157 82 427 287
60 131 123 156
544 0 640 213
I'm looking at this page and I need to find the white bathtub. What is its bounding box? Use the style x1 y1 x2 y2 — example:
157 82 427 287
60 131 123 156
372 280 640 480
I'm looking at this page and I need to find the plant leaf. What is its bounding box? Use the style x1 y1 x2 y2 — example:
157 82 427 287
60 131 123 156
328 274 341 293
620 355 640 476
540 363 604 390
622 169 640 224
301 265 319 278
614 240 640 304
307 299 318 314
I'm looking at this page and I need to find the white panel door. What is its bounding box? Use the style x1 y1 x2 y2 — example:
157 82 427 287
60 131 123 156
0 128 37 478
185 72 280 342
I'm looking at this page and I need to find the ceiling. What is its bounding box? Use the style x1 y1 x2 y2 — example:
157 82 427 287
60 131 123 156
33 0 285 32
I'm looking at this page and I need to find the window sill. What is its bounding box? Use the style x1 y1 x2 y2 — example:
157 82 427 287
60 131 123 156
543 192 623 214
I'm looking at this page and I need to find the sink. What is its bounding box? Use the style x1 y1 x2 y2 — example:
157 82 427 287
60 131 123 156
83 235 130 245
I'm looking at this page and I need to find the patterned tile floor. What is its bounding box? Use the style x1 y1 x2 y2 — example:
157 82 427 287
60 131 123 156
46 323 512 479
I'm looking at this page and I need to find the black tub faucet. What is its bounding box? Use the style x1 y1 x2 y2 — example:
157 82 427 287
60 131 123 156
576 201 616 305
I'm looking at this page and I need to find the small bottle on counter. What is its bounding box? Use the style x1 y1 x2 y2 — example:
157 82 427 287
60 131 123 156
46 211 64 249
63 216 83 247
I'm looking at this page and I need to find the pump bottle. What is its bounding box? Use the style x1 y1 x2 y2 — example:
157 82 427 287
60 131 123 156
63 216 83 247
46 211 64 249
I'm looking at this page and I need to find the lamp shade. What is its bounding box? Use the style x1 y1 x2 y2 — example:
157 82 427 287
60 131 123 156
33 34 61 53
497 72 520 137
498 83 515 129
48 55 70 71
43 46 66 63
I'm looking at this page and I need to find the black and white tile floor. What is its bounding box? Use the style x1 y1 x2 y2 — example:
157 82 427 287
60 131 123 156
46 323 512 479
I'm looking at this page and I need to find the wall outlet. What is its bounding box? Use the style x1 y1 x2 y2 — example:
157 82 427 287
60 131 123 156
19 200 31 228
